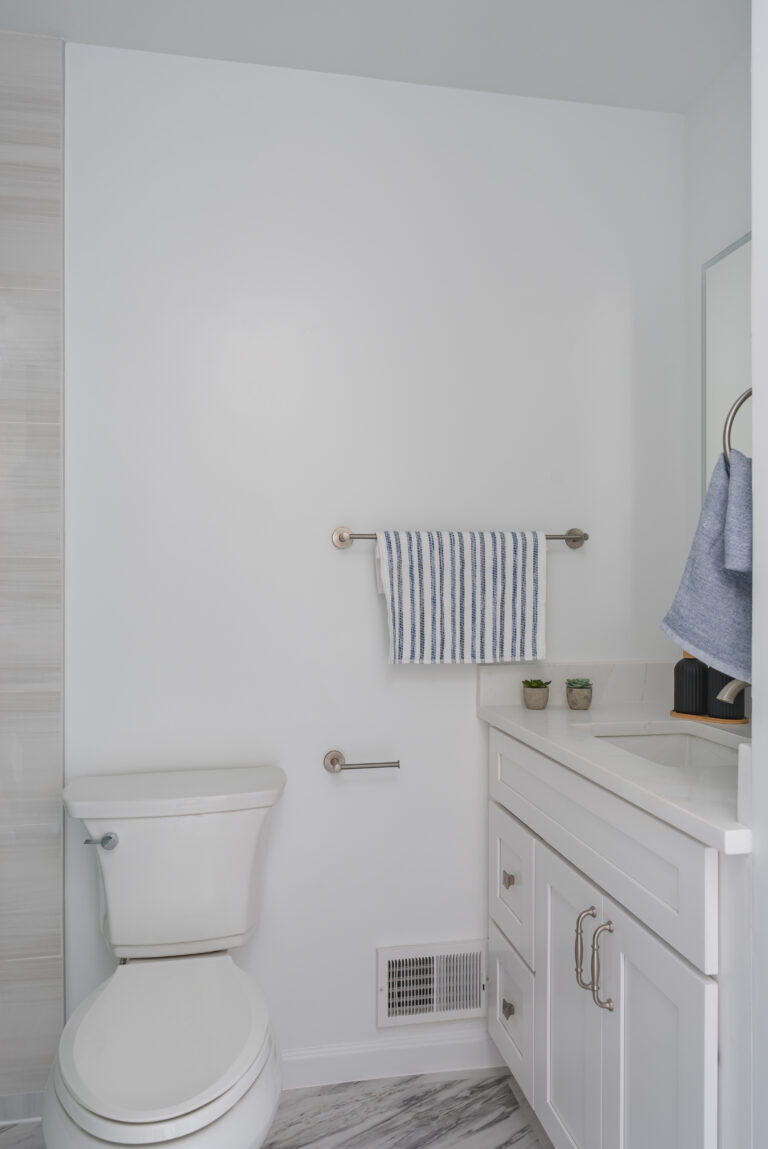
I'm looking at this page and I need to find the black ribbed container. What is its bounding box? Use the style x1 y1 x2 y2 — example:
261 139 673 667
707 669 746 720
673 655 708 716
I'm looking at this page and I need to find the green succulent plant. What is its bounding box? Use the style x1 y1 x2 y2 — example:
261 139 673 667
566 677 592 688
523 679 552 688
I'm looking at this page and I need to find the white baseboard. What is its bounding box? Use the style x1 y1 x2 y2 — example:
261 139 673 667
281 1024 504 1090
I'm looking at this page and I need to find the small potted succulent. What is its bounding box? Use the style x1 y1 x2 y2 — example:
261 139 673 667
566 677 593 710
522 679 551 710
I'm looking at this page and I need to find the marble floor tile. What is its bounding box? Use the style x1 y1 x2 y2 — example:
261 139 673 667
264 1070 550 1149
0 1070 552 1149
0 1122 44 1148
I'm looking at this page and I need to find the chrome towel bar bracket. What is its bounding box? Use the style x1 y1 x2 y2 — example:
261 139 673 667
723 387 752 467
324 749 400 773
332 526 589 550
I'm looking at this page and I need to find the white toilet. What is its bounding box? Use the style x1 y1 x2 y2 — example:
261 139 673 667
43 765 286 1149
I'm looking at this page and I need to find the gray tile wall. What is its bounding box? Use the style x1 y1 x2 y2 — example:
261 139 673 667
0 31 63 1120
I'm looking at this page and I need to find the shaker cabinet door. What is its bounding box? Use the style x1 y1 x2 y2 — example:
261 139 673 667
599 899 718 1149
534 843 603 1149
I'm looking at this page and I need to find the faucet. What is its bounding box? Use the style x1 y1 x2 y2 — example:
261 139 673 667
715 678 749 704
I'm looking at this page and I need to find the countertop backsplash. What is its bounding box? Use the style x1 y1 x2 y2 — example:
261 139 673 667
477 662 675 709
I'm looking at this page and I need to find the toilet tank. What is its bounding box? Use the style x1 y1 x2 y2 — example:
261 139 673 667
64 766 286 958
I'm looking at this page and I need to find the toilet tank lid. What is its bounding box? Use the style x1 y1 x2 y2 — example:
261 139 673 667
64 765 286 818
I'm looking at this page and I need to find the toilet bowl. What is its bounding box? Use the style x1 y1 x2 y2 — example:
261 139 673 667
44 767 286 1149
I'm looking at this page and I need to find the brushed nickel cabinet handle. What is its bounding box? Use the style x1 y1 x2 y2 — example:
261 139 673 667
590 921 614 1011
502 870 516 889
574 906 597 991
502 998 515 1020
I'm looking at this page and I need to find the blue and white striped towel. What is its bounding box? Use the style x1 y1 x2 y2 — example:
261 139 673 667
376 531 546 665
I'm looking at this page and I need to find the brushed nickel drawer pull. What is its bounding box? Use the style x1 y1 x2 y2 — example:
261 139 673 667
502 870 516 889
575 906 597 991
502 999 515 1020
591 921 614 1011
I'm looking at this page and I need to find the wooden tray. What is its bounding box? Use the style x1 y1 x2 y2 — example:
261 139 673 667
670 710 749 726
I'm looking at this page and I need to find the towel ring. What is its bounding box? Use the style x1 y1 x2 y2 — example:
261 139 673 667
723 388 752 467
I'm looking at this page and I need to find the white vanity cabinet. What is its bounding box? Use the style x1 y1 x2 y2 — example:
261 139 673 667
485 723 743 1149
535 843 717 1149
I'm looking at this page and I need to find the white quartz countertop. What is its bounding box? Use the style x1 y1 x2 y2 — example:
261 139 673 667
478 702 752 854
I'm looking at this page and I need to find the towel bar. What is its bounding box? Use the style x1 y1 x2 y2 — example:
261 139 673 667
723 388 752 467
332 526 589 550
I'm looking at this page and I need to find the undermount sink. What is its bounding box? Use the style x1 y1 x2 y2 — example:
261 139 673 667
584 715 749 773
594 730 739 769
579 719 752 842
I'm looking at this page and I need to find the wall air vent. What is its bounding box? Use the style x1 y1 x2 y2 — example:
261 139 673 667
377 940 487 1027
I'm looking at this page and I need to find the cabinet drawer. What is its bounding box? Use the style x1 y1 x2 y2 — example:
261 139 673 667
488 920 535 1106
489 803 535 969
489 727 719 974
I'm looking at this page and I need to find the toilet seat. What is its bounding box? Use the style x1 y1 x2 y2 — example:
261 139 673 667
52 1034 276 1145
56 953 271 1143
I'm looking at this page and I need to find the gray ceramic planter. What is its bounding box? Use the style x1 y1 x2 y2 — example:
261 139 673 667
523 686 549 710
566 686 592 710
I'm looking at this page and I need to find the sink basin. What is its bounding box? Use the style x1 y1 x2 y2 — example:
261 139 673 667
594 731 739 769
581 721 751 824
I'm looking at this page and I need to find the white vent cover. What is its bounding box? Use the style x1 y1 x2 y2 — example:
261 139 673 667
377 940 487 1027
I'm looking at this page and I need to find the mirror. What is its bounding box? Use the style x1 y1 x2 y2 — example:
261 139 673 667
702 234 751 495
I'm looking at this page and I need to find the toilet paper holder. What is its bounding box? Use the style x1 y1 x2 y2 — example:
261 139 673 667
323 750 400 773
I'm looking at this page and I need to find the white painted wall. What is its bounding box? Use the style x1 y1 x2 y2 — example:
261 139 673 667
0 0 750 114
686 50 751 269
703 238 751 480
684 49 751 504
64 43 688 1081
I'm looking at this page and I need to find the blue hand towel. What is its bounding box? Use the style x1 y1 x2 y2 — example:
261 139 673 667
376 530 546 665
724 449 752 572
660 452 752 682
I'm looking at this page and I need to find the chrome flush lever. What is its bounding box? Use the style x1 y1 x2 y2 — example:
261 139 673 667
83 832 119 850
